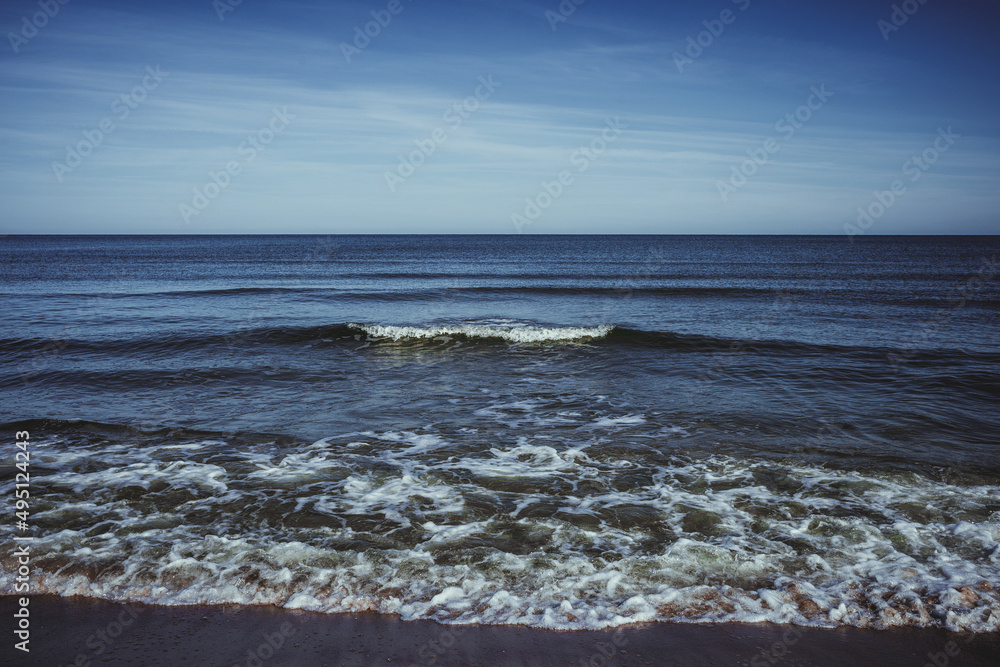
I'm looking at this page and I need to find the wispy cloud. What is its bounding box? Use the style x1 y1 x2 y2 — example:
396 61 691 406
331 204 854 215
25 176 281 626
1 0 997 233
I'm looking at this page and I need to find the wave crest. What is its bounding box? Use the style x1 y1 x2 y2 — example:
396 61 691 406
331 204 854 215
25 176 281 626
351 323 614 343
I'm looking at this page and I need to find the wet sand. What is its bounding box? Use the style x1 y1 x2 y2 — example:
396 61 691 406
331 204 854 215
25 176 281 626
3 595 998 666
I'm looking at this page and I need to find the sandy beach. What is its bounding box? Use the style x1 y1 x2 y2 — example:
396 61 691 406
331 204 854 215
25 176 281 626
3 595 997 666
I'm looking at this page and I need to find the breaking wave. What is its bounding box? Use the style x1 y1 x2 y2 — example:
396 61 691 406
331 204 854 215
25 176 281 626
351 322 614 343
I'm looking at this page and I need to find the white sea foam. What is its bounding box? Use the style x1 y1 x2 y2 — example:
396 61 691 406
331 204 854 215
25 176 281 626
3 434 999 633
352 322 614 343
593 415 647 427
449 443 603 479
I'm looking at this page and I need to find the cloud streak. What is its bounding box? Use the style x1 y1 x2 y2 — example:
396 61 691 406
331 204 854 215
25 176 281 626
1 0 998 233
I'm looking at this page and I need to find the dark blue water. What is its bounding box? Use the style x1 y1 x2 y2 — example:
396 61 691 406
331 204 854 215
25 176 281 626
1 235 998 631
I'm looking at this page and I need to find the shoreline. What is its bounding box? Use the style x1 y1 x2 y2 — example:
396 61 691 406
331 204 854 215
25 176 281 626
3 595 998 666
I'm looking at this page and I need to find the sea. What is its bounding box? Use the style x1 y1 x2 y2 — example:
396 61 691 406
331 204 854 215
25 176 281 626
1 234 998 633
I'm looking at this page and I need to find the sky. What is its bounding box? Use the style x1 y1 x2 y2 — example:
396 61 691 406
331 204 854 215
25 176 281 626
1 0 998 234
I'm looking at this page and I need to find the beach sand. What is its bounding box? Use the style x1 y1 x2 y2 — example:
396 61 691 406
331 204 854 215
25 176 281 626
3 595 997 666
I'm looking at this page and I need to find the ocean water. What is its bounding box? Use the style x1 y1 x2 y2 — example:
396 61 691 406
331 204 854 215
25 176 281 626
1 234 999 632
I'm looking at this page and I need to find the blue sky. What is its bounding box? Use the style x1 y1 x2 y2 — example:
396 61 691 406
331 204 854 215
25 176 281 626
1 0 998 234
